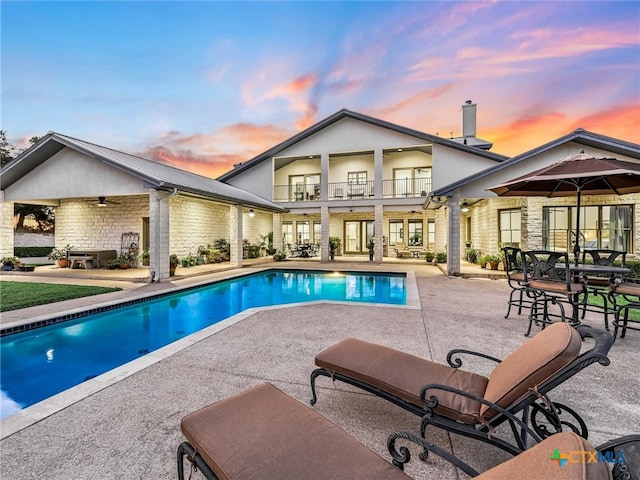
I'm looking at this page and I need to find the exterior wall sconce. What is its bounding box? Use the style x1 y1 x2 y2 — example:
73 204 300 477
97 196 107 207
461 201 470 213
248 209 255 217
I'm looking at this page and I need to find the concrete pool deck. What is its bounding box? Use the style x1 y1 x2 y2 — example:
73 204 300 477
0 261 638 479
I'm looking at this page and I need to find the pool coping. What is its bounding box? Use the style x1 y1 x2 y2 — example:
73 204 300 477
0 269 419 439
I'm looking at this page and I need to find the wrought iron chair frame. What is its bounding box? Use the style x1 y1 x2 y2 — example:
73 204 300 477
503 247 533 318
310 326 612 457
521 250 584 336
580 249 627 331
608 281 640 340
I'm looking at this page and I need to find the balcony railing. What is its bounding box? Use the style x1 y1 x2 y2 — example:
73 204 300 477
273 177 432 202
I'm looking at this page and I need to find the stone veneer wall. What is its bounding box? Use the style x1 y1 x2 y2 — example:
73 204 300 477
169 196 230 258
54 196 149 251
14 232 55 248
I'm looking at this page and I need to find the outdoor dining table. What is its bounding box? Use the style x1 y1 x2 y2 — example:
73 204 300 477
555 263 631 326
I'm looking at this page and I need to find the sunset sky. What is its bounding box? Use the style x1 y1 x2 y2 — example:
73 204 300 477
2 1 639 179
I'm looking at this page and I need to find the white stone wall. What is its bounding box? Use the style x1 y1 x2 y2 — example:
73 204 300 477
14 232 55 248
0 192 14 258
168 196 230 258
54 196 149 251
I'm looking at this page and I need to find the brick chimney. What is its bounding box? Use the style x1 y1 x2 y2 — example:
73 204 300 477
461 100 476 138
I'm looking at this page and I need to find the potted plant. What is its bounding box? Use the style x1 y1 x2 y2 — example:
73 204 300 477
117 254 131 269
169 254 179 276
273 250 287 261
486 254 501 270
478 255 489 269
1 256 20 271
197 245 210 263
48 244 74 268
435 252 447 264
140 250 150 266
367 238 375 261
424 251 434 263
328 237 339 261
106 258 120 269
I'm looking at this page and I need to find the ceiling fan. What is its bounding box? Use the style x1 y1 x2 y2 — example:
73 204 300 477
85 196 121 207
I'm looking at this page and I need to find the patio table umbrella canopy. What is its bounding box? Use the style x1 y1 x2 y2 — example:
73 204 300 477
488 152 640 264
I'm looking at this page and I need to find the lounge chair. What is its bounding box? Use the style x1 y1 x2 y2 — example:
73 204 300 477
394 242 411 258
177 382 630 479
310 323 613 456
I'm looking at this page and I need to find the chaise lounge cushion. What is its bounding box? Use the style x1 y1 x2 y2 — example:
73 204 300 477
315 338 489 424
476 431 612 480
180 382 409 480
480 322 582 419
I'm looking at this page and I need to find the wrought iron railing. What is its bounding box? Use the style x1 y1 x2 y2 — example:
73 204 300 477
273 177 432 202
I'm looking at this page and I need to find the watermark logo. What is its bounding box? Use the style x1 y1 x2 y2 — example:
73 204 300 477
550 448 626 468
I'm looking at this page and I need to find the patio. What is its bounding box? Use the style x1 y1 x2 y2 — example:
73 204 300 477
0 263 636 479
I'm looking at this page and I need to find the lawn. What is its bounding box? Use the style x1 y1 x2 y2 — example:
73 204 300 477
0 281 122 312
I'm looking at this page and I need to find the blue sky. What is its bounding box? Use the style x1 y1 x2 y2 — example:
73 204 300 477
2 1 639 178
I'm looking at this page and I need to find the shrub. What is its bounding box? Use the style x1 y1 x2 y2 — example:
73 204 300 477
14 246 54 257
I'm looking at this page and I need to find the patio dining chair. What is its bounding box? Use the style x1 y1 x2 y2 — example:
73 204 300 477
608 280 640 341
310 323 612 457
177 382 628 480
521 250 585 336
580 249 627 331
503 247 532 318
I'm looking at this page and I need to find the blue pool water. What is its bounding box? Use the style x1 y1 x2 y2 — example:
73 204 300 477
1 270 405 418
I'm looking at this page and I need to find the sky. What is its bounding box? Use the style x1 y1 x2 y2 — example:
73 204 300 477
2 1 639 179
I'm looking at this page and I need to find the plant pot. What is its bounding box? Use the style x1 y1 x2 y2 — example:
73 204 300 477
56 259 69 268
169 265 177 276
181 260 189 267
489 261 500 270
329 251 335 261
2 264 14 271
369 252 374 261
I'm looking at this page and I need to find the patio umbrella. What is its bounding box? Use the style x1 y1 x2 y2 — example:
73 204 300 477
488 152 640 265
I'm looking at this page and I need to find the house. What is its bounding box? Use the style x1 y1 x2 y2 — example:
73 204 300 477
2 106 638 280
218 106 507 263
220 105 639 274
0 132 286 281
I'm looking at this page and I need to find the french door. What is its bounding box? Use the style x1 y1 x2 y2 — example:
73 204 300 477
344 221 374 254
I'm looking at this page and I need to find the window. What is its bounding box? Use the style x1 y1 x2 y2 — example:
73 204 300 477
543 205 633 252
499 209 521 247
290 174 320 201
408 219 423 246
282 222 293 246
347 171 367 184
389 220 403 246
426 219 435 250
296 221 310 244
313 221 321 243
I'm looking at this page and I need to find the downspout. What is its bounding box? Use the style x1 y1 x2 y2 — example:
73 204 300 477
151 188 178 282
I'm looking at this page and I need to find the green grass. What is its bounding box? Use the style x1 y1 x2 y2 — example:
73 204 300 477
0 281 122 312
585 293 640 321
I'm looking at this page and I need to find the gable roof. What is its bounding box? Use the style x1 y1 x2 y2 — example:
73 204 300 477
431 128 640 197
217 108 508 182
0 132 286 212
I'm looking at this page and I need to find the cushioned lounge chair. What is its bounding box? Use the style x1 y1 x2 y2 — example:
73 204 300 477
310 323 613 456
177 382 632 480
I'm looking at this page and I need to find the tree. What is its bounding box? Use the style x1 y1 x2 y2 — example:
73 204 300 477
0 130 18 168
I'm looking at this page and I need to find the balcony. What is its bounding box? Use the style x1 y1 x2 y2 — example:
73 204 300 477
273 177 432 202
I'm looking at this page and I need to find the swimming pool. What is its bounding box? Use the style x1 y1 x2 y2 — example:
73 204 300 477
1 270 406 419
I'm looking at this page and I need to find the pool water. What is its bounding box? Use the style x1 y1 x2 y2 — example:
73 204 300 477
0 270 405 418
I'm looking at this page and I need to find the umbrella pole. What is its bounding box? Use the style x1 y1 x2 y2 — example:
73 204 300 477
573 187 582 266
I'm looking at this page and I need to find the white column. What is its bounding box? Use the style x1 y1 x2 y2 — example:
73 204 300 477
321 205 329 262
447 190 461 276
0 190 14 259
272 213 283 253
374 148 383 199
149 189 171 282
229 205 243 267
320 152 329 200
375 204 383 263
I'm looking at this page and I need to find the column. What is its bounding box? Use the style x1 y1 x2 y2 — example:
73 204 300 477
0 190 14 259
272 213 283 253
149 189 171 282
229 205 243 268
447 190 461 276
375 204 383 264
321 205 329 262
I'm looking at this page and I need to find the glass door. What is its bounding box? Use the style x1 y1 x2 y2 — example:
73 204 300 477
344 221 374 253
